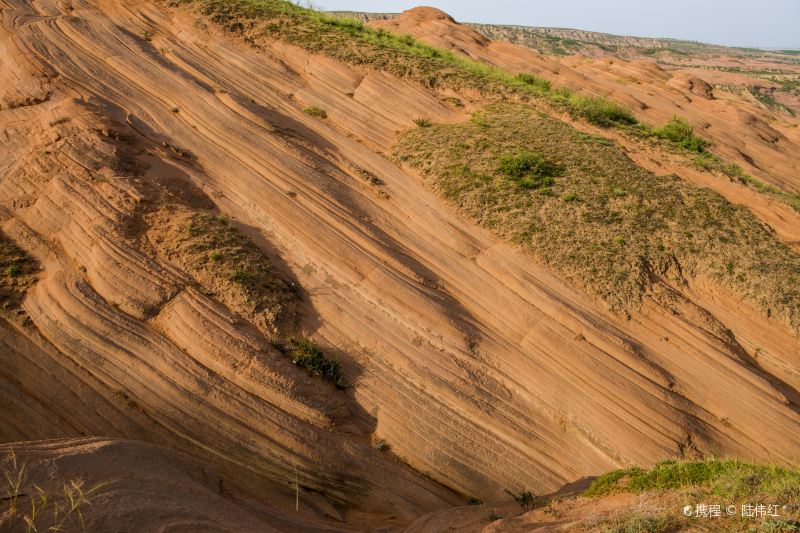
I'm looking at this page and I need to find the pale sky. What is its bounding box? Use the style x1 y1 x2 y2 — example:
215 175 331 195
314 0 800 49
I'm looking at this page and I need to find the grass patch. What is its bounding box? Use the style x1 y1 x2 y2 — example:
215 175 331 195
414 117 432 128
146 208 297 336
283 337 345 387
0 233 37 313
513 73 552 93
585 459 800 505
693 153 800 213
303 105 327 118
651 116 710 153
600 514 679 533
561 93 638 127
394 103 800 331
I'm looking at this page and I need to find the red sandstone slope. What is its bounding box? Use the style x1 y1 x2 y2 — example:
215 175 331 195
371 7 800 195
0 1 798 530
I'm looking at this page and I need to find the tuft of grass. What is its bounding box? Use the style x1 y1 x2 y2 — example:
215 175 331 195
563 93 638 127
285 338 345 387
5 263 20 277
413 117 432 128
395 103 800 331
0 450 111 532
651 116 710 153
303 105 327 118
497 151 561 190
513 73 552 93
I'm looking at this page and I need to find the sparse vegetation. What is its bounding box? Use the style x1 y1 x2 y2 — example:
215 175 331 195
147 208 297 336
600 514 679 533
0 450 110 532
505 488 536 512
177 0 789 196
584 459 800 532
303 105 327 118
562 192 580 202
559 93 638 127
413 117 432 128
0 233 37 313
513 72 551 93
651 115 711 153
692 152 800 213
496 151 561 190
395 103 800 330
282 337 345 387
585 458 800 501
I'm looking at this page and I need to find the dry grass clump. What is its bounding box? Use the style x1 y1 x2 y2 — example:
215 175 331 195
0 450 110 532
147 208 297 336
0 233 38 314
395 104 800 331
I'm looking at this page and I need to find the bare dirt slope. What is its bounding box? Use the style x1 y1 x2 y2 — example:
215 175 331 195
1 1 799 530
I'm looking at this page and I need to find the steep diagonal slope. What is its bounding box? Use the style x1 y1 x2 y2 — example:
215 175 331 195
371 8 800 196
0 0 799 529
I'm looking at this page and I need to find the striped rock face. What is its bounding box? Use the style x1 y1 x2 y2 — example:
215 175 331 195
0 1 798 531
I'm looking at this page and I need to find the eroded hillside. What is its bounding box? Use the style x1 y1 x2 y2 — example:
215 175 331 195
1 0 799 531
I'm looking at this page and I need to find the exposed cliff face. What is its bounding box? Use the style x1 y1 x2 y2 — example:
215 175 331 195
1 1 799 531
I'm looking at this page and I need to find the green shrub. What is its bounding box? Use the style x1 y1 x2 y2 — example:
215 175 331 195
303 105 327 118
287 338 345 387
567 94 637 127
497 152 561 189
414 118 432 128
653 116 710 153
562 192 580 202
5 264 20 277
209 251 222 262
514 73 551 92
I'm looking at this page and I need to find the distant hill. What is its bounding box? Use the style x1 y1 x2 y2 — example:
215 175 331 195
328 11 797 60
